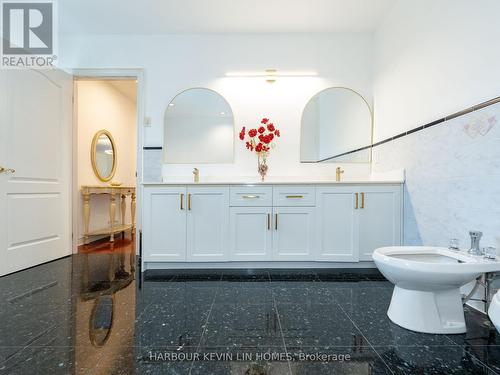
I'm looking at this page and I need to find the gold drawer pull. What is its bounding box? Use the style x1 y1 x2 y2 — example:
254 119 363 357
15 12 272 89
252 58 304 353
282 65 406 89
355 193 359 209
361 192 365 209
187 194 191 210
180 193 184 210
275 213 278 230
242 195 260 199
267 213 270 230
286 195 304 199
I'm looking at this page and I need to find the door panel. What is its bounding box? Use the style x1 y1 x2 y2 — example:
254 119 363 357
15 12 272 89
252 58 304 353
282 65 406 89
143 187 186 261
316 187 358 261
272 207 315 261
230 207 272 261
187 186 229 261
0 69 72 276
358 186 402 261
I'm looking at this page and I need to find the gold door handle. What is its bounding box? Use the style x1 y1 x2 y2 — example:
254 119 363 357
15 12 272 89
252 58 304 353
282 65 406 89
275 213 278 230
180 194 184 210
286 195 303 199
242 195 259 199
361 192 365 209
267 213 270 230
187 194 191 210
0 166 15 174
355 193 359 209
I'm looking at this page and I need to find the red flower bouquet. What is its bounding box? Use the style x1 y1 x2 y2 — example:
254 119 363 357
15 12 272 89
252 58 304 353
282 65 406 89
239 118 281 181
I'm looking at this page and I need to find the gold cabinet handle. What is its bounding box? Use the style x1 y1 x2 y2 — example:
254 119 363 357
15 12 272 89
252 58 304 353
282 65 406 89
286 195 304 199
242 195 259 199
355 193 359 209
267 213 270 230
187 193 191 210
180 194 184 210
275 213 278 230
0 166 15 174
361 192 365 209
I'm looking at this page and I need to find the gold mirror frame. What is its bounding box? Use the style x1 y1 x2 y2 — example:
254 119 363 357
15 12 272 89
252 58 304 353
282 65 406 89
91 129 117 182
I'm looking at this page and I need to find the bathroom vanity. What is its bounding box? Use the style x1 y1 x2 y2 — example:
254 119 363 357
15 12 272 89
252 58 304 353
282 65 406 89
142 180 403 270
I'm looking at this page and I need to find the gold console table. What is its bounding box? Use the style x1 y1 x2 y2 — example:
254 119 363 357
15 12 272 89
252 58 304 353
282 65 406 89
82 186 136 244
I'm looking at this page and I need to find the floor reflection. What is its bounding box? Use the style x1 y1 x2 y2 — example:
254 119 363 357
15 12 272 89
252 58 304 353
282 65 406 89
0 237 499 374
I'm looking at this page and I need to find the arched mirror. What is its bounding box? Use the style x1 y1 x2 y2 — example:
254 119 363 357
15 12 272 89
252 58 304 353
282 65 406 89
164 88 234 163
300 87 372 163
91 130 117 181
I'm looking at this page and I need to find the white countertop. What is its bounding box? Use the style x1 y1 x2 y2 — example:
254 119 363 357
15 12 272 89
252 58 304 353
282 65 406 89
141 175 404 185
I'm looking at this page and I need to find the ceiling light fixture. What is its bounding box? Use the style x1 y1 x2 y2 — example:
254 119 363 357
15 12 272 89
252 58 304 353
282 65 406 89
225 69 318 83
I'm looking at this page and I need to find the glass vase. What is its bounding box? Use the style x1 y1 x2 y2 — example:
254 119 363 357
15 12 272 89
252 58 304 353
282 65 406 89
257 154 268 182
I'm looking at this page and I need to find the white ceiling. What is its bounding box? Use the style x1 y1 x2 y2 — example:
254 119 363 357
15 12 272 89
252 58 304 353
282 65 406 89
60 0 396 35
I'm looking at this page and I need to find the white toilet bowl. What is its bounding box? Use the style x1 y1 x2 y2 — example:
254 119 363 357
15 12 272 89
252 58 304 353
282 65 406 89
373 246 500 334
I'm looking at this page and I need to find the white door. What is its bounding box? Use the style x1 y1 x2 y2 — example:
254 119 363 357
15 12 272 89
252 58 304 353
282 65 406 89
272 207 315 261
0 69 73 276
316 187 358 261
142 186 187 262
358 186 402 261
230 207 273 261
187 186 229 262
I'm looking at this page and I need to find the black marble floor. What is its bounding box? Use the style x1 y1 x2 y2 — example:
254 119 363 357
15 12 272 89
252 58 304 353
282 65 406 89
0 252 499 374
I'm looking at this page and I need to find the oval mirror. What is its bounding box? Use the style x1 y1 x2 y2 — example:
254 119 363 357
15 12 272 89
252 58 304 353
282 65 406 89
164 88 234 164
91 130 117 182
89 295 114 347
300 87 372 163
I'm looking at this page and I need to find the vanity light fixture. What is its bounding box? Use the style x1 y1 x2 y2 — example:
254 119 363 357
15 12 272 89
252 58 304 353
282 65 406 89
225 69 318 83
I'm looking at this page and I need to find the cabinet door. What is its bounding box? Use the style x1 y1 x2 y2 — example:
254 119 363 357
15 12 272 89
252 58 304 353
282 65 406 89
272 207 315 261
186 186 230 261
230 207 273 261
316 187 358 261
143 187 187 261
358 186 402 261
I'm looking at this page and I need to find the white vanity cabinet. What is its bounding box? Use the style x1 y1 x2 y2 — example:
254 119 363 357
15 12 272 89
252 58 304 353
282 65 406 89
316 185 402 262
142 182 402 267
143 185 229 262
357 186 402 261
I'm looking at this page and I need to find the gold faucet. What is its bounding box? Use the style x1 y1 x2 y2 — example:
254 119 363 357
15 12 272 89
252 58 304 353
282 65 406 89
193 168 200 183
336 167 344 182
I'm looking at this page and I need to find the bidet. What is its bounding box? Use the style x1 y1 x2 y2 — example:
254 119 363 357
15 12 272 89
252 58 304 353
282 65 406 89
373 246 500 334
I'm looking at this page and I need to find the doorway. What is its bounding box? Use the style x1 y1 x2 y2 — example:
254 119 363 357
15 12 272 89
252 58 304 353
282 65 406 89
73 78 138 254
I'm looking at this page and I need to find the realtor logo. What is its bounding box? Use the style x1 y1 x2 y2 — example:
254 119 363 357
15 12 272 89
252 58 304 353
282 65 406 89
1 0 57 68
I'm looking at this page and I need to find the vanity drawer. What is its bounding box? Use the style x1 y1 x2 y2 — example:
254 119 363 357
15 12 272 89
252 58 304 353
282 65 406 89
230 186 273 206
273 186 316 206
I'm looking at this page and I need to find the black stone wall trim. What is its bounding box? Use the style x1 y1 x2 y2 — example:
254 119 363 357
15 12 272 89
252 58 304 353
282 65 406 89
316 95 500 163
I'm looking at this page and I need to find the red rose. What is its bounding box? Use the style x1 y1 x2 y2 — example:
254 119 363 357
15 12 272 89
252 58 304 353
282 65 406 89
248 129 257 137
263 135 272 144
268 133 274 141
239 126 246 140
255 143 263 152
258 126 265 134
261 118 269 124
267 123 275 132
258 134 264 142
274 129 280 137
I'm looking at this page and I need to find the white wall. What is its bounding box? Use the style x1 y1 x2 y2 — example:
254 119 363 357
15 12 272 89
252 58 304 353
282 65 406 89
60 34 374 180
372 0 500 313
373 0 500 141
77 80 137 242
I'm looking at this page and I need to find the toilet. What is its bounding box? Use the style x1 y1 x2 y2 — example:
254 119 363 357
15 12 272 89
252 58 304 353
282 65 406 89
373 246 500 334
